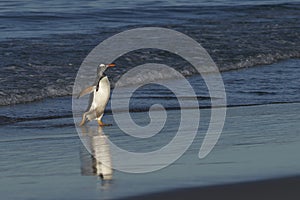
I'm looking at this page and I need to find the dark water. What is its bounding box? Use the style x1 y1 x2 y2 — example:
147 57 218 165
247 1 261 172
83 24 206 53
0 0 300 105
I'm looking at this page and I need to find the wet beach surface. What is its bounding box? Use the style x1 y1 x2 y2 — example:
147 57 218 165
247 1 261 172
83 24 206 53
0 101 299 199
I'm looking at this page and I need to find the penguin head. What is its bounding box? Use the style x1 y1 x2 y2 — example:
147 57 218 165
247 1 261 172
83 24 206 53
97 63 116 76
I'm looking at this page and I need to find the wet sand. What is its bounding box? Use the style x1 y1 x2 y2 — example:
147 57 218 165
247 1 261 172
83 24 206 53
0 100 299 199
123 176 300 200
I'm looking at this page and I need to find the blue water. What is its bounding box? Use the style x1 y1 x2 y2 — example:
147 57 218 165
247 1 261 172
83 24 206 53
0 0 300 105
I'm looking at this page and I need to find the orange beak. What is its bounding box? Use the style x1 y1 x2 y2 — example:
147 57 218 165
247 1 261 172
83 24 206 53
107 63 116 67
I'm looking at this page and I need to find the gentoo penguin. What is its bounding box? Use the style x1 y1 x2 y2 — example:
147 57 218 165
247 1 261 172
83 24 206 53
77 63 115 126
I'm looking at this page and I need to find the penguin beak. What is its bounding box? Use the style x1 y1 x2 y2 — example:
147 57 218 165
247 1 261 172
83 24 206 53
107 63 116 68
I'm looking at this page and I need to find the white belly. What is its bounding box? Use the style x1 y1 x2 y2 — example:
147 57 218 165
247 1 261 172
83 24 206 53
90 76 110 112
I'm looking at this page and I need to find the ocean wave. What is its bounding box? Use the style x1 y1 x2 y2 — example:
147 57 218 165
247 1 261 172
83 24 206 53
0 114 72 125
0 56 299 106
0 85 72 106
221 52 300 71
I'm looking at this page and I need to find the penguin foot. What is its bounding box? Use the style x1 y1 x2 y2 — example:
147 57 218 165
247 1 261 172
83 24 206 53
97 120 112 127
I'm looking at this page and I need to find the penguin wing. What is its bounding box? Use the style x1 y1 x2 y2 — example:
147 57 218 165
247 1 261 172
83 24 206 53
77 86 96 98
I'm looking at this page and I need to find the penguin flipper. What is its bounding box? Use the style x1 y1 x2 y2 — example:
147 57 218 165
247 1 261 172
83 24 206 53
77 86 96 98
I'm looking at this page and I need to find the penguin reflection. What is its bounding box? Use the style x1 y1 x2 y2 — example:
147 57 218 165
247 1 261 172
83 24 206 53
79 125 113 180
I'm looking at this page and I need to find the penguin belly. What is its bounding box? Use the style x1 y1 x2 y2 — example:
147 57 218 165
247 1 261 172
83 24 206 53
90 76 111 120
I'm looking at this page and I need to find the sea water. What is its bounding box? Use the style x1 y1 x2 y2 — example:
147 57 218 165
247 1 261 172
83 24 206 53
0 0 299 105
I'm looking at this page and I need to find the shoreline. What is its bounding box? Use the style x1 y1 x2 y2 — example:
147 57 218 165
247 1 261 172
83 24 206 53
121 175 300 200
1 93 299 123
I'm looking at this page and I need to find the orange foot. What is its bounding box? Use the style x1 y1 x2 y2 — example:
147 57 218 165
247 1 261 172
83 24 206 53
97 120 112 127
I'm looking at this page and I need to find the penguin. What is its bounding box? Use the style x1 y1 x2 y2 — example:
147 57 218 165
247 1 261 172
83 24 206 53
77 63 115 126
